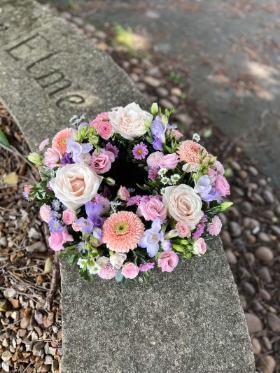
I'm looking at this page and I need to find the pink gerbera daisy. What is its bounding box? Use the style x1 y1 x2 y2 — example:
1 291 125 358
102 211 144 253
52 128 72 156
177 140 208 164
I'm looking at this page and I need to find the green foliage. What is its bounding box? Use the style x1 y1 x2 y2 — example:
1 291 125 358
169 72 185 84
0 129 10 147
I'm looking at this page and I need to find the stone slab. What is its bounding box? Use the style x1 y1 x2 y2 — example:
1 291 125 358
0 0 146 151
0 1 255 372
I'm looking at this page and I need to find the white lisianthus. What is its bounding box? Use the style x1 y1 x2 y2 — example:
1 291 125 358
108 102 152 140
49 164 103 210
162 184 203 229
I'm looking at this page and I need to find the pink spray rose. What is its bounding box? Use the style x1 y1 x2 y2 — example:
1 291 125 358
72 222 82 232
121 262 139 279
39 204 52 223
175 222 191 238
48 230 74 251
158 251 179 272
90 112 113 140
137 197 167 223
193 238 207 256
117 186 130 201
43 148 61 168
62 209 76 225
158 153 179 170
90 149 115 174
214 175 230 197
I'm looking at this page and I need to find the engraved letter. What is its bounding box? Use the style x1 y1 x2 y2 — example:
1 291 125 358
26 53 57 73
56 95 85 109
35 70 71 97
6 34 49 61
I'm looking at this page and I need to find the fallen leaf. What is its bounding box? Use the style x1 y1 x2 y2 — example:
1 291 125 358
3 172 18 185
0 129 10 147
44 257 53 274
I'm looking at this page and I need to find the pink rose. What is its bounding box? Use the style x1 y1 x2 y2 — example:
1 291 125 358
117 186 130 201
39 204 52 223
193 238 207 256
62 209 76 225
175 222 191 238
48 230 74 252
90 149 115 174
43 148 61 168
158 153 179 170
137 198 167 223
72 222 82 232
121 262 139 279
147 151 164 168
90 112 113 140
214 175 230 197
158 251 179 272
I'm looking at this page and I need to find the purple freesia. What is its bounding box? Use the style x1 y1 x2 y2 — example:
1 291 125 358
61 153 73 164
152 137 163 151
85 201 103 227
194 175 222 202
76 217 94 234
151 115 167 143
139 218 164 257
162 240 172 251
66 137 93 163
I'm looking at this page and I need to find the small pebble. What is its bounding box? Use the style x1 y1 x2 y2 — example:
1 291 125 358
231 186 245 197
143 76 161 88
257 267 272 283
252 300 264 312
218 212 227 225
136 82 147 91
271 225 280 237
174 113 193 127
239 295 247 310
60 11 71 20
227 206 239 219
262 336 272 351
225 249 237 264
72 17 84 27
246 234 256 244
84 24 96 34
258 232 271 243
229 221 241 237
238 170 248 180
20 316 31 329
0 236 8 246
245 313 263 333
251 337 261 355
267 313 280 332
240 201 253 214
243 217 259 230
221 230 231 243
243 282 255 295
248 166 258 176
159 98 174 109
252 193 265 205
257 355 276 373
238 266 251 278
25 241 47 253
171 87 182 96
95 30 107 39
28 227 40 240
156 87 169 97
245 253 255 266
255 246 274 261
259 289 271 301
263 190 274 204
230 160 241 171
258 178 267 186
261 210 274 219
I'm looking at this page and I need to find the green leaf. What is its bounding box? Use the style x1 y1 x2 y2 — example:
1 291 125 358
0 130 10 147
121 277 130 288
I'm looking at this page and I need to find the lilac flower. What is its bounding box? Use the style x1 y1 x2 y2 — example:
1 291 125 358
192 223 205 239
48 219 65 233
75 218 94 234
66 137 93 163
132 142 149 160
85 201 103 228
61 153 73 164
151 115 167 143
139 262 155 272
139 218 164 257
51 211 61 219
52 199 61 211
194 175 222 202
78 241 88 253
105 143 119 157
148 167 158 180
92 227 102 241
152 137 163 151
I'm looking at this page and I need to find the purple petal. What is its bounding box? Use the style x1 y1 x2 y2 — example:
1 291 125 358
152 137 163 151
85 202 102 220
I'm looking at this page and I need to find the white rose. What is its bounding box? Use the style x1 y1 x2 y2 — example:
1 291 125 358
49 164 103 210
108 102 153 140
110 253 127 269
162 184 203 229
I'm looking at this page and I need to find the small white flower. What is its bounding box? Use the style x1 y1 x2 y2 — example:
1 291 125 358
192 133 200 142
171 174 180 184
110 201 122 213
77 258 87 269
87 260 100 275
161 187 167 194
158 168 167 176
161 176 171 185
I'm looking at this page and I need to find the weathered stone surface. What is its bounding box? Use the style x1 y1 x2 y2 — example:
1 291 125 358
0 1 255 372
0 0 146 151
61 238 255 373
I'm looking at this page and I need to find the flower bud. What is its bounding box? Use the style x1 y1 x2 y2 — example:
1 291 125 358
104 177 115 186
28 152 43 166
164 229 178 239
220 202 233 211
150 103 159 116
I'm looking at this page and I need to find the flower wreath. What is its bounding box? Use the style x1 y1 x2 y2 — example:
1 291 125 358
26 102 232 287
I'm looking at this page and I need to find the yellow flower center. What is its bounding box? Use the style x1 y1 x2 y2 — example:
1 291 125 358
137 148 143 154
62 137 67 144
151 234 158 242
115 222 129 235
